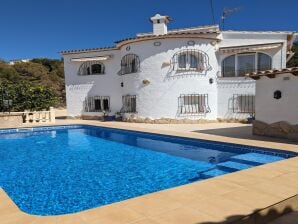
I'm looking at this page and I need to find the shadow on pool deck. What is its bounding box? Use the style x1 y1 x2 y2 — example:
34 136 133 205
198 206 297 224
192 126 298 144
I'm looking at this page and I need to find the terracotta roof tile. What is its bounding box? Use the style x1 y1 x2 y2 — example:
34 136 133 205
114 31 219 44
246 67 298 80
60 46 117 55
60 31 219 55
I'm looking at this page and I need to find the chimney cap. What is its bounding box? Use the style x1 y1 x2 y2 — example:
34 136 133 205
149 14 172 23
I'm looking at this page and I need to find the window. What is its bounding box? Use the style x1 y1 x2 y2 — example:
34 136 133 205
178 53 187 68
258 53 272 71
84 96 110 112
78 61 105 75
121 95 136 113
189 54 198 69
237 54 255 76
178 94 210 114
172 49 211 72
222 53 271 77
91 64 103 74
222 55 236 77
233 94 255 114
119 54 140 75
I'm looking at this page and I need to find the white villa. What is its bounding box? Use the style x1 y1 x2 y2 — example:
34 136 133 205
61 14 296 122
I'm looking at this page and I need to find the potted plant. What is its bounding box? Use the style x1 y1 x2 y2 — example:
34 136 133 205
102 111 116 121
115 112 123 121
247 113 255 124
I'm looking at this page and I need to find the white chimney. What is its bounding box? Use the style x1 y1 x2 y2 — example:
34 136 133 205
150 14 171 35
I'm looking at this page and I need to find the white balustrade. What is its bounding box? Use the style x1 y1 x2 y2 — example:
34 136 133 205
24 107 56 124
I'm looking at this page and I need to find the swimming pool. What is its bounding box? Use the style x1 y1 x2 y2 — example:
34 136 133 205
0 125 296 215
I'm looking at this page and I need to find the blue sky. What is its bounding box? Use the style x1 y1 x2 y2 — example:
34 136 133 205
1 0 297 60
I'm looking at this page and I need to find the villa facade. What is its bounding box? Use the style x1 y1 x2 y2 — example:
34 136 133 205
61 14 296 121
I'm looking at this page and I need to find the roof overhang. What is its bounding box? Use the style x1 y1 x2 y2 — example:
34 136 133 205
70 55 113 62
219 43 283 54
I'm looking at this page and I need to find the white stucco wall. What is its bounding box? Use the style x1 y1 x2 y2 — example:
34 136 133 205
216 32 288 119
220 32 288 69
255 73 298 124
217 77 255 119
62 32 289 120
63 49 122 117
120 38 218 119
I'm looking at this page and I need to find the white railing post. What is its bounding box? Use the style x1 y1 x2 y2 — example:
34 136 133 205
24 111 30 124
32 112 36 123
44 111 49 123
49 107 55 123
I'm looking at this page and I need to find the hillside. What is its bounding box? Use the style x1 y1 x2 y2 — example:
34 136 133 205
0 58 65 106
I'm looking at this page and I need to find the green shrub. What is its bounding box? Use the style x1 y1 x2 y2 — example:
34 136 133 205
0 81 58 112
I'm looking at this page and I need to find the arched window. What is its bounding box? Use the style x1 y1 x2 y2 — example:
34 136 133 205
78 61 105 76
172 49 211 72
222 52 271 77
119 54 140 75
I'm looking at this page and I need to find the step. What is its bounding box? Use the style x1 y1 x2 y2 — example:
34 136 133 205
200 168 228 179
217 161 253 172
230 153 284 166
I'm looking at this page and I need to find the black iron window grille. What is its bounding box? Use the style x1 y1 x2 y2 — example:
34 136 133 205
84 96 110 112
121 95 137 113
171 49 211 72
178 94 210 114
119 54 140 75
232 94 255 114
78 61 105 76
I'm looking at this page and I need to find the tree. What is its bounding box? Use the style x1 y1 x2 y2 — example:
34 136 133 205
0 58 65 106
287 42 298 67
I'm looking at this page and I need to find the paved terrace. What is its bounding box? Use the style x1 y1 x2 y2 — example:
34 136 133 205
0 120 297 224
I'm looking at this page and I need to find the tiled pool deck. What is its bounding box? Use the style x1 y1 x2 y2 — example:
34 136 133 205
1 120 298 224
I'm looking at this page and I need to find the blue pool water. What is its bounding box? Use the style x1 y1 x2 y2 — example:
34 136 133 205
0 125 296 215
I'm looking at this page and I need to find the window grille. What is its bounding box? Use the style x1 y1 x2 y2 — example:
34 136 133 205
78 61 105 76
171 49 211 72
232 94 255 114
178 94 210 114
119 54 140 75
121 95 137 113
84 96 110 112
